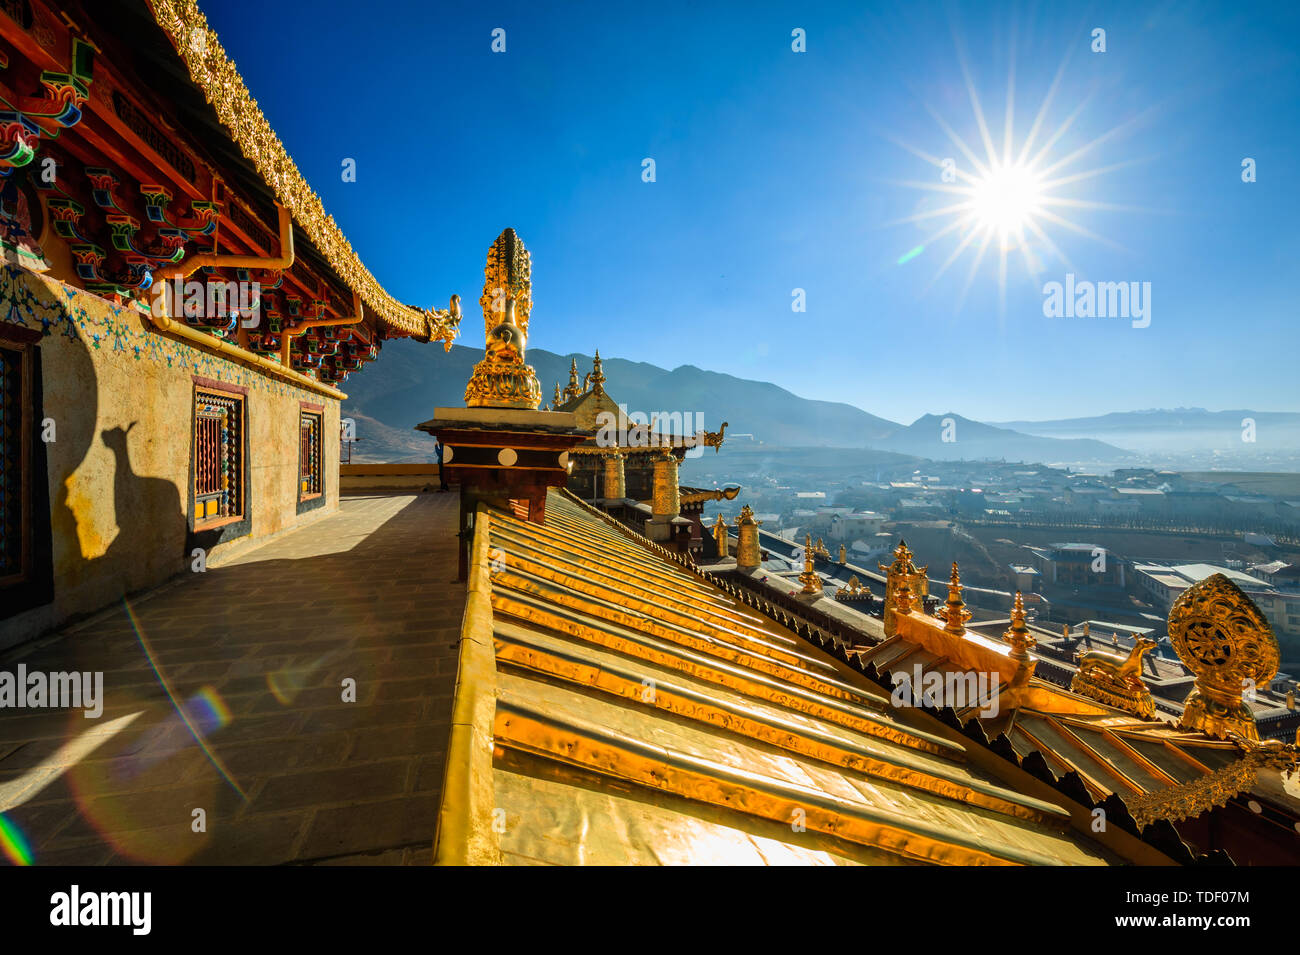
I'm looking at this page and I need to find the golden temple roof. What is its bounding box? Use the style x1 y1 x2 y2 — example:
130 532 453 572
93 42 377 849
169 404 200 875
850 569 1300 832
434 489 1137 865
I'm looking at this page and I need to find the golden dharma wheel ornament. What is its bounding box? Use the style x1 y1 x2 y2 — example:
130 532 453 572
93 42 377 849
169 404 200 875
1169 573 1279 741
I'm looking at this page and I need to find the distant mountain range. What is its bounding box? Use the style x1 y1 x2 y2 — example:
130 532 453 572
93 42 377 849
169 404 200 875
990 408 1300 455
339 342 1289 468
873 413 1130 463
341 341 1130 464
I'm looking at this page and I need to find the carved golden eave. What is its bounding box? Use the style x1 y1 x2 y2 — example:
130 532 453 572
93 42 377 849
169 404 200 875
147 0 460 346
1169 573 1280 741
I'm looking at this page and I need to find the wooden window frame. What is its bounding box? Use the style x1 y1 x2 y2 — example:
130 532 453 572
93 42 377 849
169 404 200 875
298 404 323 502
192 380 247 532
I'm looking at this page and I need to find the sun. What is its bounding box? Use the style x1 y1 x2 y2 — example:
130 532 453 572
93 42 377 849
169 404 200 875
883 35 1145 311
968 161 1044 238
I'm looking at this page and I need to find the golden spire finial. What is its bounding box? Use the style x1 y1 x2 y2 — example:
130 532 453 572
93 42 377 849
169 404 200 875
588 349 606 395
564 358 581 402
798 533 823 595
553 382 561 406
464 229 542 409
941 562 971 636
1004 591 1036 659
838 543 847 564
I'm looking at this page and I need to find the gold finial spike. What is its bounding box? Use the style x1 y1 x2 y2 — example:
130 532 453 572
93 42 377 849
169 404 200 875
798 533 823 595
589 349 605 394
1004 591 1036 660
553 382 561 406
942 561 970 636
564 358 581 401
839 543 847 564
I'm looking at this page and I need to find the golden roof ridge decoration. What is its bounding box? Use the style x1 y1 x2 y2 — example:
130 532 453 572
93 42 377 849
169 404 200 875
1124 736 1299 829
1168 573 1280 741
147 0 459 347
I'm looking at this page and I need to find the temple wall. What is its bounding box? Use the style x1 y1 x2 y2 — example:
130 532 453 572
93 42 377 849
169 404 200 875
0 266 340 649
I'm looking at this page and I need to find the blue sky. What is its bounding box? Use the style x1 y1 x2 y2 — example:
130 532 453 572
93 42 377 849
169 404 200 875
204 0 1300 424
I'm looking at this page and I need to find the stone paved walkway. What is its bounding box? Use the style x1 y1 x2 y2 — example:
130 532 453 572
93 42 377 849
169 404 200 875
0 492 465 865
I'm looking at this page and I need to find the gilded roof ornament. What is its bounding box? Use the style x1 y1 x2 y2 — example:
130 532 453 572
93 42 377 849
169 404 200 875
702 421 728 453
564 358 581 402
464 229 542 409
893 580 916 616
1125 735 1299 829
798 534 823 595
1169 573 1280 741
583 350 606 395
1069 637 1157 719
879 539 927 637
1003 592 1036 660
938 562 971 636
478 227 532 341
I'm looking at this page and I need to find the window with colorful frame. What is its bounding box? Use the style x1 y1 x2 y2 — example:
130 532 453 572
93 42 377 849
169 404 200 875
299 408 322 500
193 386 245 528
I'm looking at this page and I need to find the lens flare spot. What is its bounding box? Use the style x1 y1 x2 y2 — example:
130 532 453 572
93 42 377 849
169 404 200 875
0 813 34 865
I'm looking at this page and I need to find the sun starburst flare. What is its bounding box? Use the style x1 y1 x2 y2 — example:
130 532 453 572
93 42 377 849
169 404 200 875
883 34 1156 313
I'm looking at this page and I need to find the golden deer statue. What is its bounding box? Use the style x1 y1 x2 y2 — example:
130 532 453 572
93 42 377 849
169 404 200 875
1077 636 1157 685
